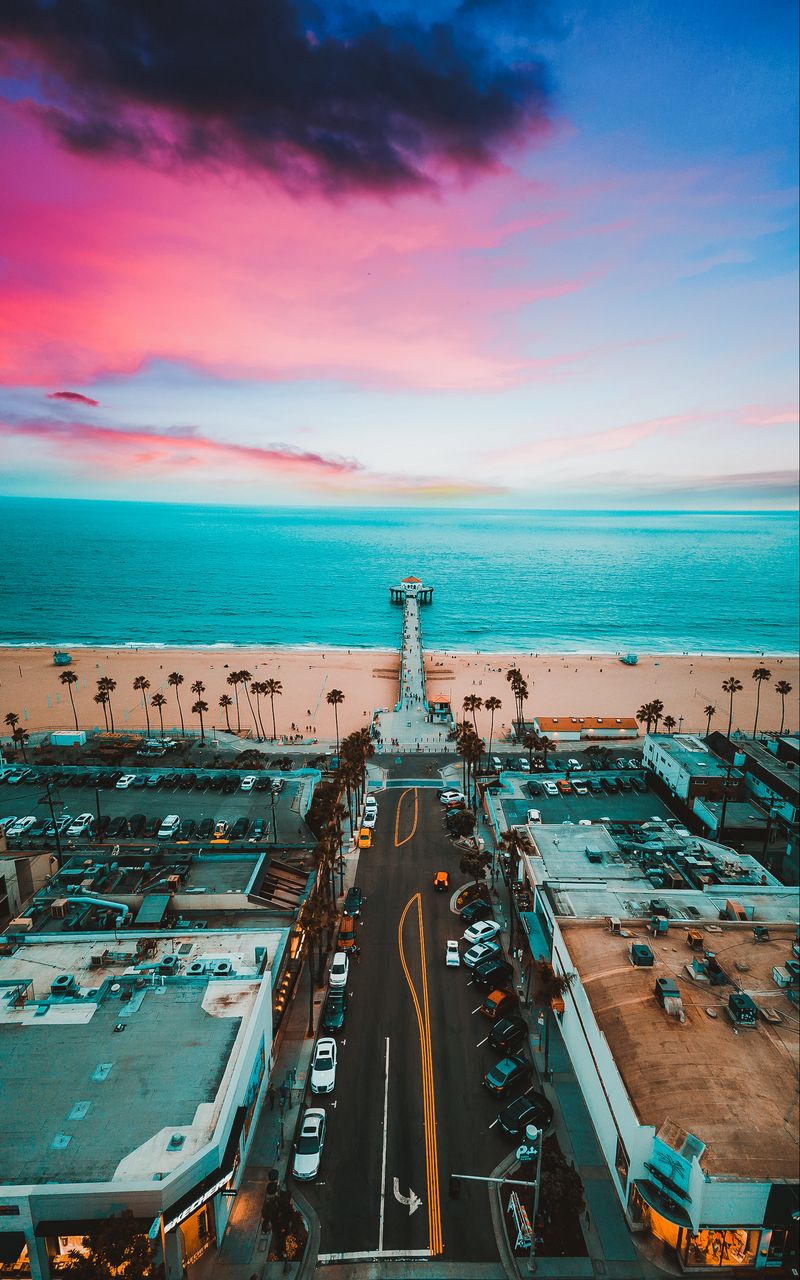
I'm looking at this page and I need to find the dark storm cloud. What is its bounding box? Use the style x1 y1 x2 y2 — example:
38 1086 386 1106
0 0 552 193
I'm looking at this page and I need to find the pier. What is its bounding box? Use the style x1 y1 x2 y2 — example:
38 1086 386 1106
373 578 449 750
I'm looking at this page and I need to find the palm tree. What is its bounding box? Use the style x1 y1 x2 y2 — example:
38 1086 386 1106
650 698 664 734
219 693 233 732
59 668 80 730
327 689 345 757
522 730 540 769
751 666 772 738
484 696 501 761
237 670 260 739
463 694 482 734
151 692 167 737
516 679 529 740
463 729 485 807
133 676 151 735
722 676 743 738
704 704 716 736
226 671 242 733
168 672 185 737
775 681 793 735
192 697 209 743
663 715 677 734
636 702 655 734
264 678 283 740
530 958 575 1080
93 690 109 730
251 680 267 741
97 676 116 731
4 710 20 739
12 725 30 762
538 734 555 768
506 667 523 740
459 845 491 889
500 827 528 926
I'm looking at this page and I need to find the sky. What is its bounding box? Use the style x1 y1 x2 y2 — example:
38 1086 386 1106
0 0 797 509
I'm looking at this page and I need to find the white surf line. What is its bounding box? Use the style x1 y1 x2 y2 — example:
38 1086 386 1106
318 1249 431 1264
378 1035 390 1252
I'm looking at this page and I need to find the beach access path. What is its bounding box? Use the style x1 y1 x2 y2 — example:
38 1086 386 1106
371 589 450 750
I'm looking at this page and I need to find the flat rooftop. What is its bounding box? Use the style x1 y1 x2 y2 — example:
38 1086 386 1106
648 734 729 777
561 921 799 1179
0 931 284 1186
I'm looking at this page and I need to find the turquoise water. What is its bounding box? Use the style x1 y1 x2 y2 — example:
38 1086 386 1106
0 499 796 653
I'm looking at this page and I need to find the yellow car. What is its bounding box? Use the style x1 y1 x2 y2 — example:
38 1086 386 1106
357 827 372 849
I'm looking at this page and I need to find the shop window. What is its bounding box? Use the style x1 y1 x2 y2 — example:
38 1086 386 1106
615 1136 629 1189
682 1228 759 1268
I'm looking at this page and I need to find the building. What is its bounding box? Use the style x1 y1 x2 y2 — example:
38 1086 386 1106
534 716 639 741
0 928 288 1279
706 733 800 883
643 734 740 803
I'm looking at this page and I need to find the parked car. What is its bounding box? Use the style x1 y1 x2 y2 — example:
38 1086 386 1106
67 812 94 837
491 756 502 771
27 817 49 838
329 952 349 988
481 989 519 1020
292 1108 326 1181
250 818 265 841
602 776 619 794
179 774 196 791
108 816 129 839
116 774 136 789
463 939 502 969
343 887 363 916
6 816 37 837
95 815 111 839
271 777 285 793
182 819 197 840
146 774 162 789
567 758 582 771
526 780 541 797
483 1053 532 1097
518 758 531 772
472 957 514 989
460 898 493 925
197 818 214 839
241 775 256 792
488 1016 528 1054
463 919 502 946
231 817 250 840
362 810 377 829
526 808 542 824
357 828 372 849
132 775 148 789
129 813 147 837
44 814 73 838
439 789 466 805
433 870 450 892
557 779 572 795
497 1088 553 1138
542 780 559 797
588 778 604 795
310 1038 337 1095
446 940 460 967
158 815 181 839
619 776 633 793
213 820 229 839
4 770 30 785
631 776 647 793
321 988 346 1032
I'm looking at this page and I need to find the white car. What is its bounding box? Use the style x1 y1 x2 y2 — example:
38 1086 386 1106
0 816 18 832
270 777 285 793
526 808 542 824
446 940 461 967
67 813 94 837
463 939 502 969
518 758 531 772
542 780 559 797
567 758 583 771
310 1037 337 1094
572 781 589 796
329 952 349 988
116 774 136 789
578 819 593 827
362 810 377 829
463 919 502 946
5 815 36 837
292 1107 326 1181
439 789 466 805
240 775 256 792
45 814 73 837
4 770 30 785
491 756 502 771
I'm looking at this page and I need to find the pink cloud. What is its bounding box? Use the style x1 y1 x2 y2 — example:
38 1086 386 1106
484 414 696 468
740 404 799 427
47 390 99 406
0 414 504 498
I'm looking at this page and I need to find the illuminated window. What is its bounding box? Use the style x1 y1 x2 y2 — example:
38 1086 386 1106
682 1227 759 1269
615 1136 629 1188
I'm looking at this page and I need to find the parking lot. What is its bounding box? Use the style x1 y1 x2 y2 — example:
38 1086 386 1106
499 779 675 829
0 766 313 848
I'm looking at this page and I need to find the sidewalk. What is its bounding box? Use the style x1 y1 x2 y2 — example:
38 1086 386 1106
194 958 320 1280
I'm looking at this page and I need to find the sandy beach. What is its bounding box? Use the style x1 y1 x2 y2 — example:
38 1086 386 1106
0 646 796 744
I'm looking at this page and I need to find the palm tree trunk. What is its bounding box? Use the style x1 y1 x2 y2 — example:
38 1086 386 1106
706 711 712 735
143 699 151 736
223 704 231 732
334 707 340 757
101 699 109 731
270 695 277 740
157 705 164 737
727 692 735 738
487 712 495 762
68 685 79 730
257 694 268 743
107 695 115 733
198 709 205 742
175 689 185 736
233 684 241 733
752 684 761 739
779 694 786 735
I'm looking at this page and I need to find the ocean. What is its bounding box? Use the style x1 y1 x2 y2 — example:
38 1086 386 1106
0 499 797 654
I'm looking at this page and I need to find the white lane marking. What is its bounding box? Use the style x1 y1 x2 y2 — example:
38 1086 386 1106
489 1118 500 1129
393 1177 422 1216
476 1036 488 1047
318 1249 431 1264
378 1035 390 1252
471 1003 483 1014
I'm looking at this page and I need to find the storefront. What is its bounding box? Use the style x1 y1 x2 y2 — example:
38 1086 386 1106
162 1105 246 1273
0 1232 28 1279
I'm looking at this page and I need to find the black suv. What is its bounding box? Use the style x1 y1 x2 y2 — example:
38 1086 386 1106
129 813 146 837
472 957 514 990
343 887 363 916
488 1016 528 1054
108 816 129 839
460 898 493 926
197 818 214 839
231 817 250 840
497 1088 553 1139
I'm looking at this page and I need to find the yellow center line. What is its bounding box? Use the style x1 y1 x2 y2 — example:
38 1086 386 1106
398 894 443 1255
394 787 419 847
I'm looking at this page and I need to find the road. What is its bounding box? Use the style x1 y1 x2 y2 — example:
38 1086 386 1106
303 776 517 1265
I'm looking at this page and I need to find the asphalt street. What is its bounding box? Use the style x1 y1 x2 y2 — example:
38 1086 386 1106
302 779 521 1266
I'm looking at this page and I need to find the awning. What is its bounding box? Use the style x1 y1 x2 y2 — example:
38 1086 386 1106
634 1179 694 1230
35 1217 149 1238
0 1233 26 1263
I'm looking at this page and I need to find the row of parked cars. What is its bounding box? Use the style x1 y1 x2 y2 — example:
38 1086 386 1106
291 883 365 1180
0 767 286 794
446 895 554 1139
528 772 647 798
0 811 273 843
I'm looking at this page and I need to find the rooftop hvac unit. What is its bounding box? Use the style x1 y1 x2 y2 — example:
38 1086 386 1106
159 954 180 975
186 960 207 976
166 875 181 892
649 915 669 936
786 959 800 983
7 916 33 933
608 917 621 935
209 958 233 976
629 943 654 968
654 977 680 1006
50 899 69 919
772 966 791 989
51 973 79 998
727 992 757 1027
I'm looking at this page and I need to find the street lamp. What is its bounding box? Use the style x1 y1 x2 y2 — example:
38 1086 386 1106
515 1124 543 1274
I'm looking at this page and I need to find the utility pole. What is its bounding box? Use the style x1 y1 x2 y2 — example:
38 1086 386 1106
40 777 64 869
